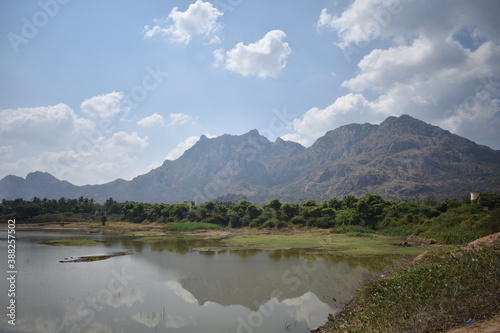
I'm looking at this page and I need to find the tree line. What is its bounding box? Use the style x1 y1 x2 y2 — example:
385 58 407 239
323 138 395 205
2 194 499 244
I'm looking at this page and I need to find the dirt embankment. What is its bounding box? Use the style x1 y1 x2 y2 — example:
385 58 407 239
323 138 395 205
444 317 500 333
464 232 500 250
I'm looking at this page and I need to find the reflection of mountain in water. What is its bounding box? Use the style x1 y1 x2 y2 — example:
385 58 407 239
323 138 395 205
178 251 377 311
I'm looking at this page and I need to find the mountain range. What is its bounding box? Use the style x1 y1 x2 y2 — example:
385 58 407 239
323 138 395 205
1 115 499 204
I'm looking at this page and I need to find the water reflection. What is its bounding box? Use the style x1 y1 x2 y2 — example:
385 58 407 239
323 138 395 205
0 230 393 333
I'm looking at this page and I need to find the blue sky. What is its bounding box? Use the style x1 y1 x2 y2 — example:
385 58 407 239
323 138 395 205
1 0 499 185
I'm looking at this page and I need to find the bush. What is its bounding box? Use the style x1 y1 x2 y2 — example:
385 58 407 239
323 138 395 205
420 210 491 245
329 244 500 332
332 225 374 234
260 218 286 229
165 222 222 232
313 216 336 229
378 225 414 236
289 216 306 226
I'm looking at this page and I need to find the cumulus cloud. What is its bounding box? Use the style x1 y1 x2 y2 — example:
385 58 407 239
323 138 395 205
144 0 223 44
294 0 500 148
0 146 13 159
215 30 292 78
106 131 149 151
80 91 125 118
137 113 194 127
0 131 149 185
165 135 200 161
317 0 500 49
167 113 194 126
165 134 216 160
138 113 165 127
279 133 309 147
0 104 94 145
292 93 381 139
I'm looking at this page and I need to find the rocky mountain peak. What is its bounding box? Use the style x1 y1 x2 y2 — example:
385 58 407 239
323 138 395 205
1 115 499 203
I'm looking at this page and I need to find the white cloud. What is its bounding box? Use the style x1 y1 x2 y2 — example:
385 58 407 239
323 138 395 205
316 1 404 48
106 131 149 151
216 30 292 78
292 93 381 139
0 104 94 145
168 113 194 126
0 131 149 185
165 133 215 160
138 113 165 127
144 0 223 44
81 91 125 118
279 133 309 147
165 135 200 161
298 1 500 149
317 0 500 49
0 146 13 159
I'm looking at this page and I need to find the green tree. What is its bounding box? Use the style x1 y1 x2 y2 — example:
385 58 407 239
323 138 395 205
268 199 282 211
281 203 299 221
15 203 41 219
303 199 317 207
204 201 216 213
335 208 361 226
342 195 358 209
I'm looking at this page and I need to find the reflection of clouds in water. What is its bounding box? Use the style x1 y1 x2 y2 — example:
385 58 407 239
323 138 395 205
282 292 332 326
2 316 58 333
3 312 121 333
106 288 145 308
132 311 193 329
131 312 161 329
130 281 199 330
165 280 198 305
57 303 124 333
78 321 121 333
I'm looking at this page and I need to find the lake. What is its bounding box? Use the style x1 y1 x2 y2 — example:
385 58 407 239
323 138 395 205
0 229 393 333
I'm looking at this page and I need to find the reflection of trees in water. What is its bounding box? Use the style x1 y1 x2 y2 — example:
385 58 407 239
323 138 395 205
268 248 397 272
119 237 223 254
229 248 263 258
177 252 376 311
319 254 400 272
116 237 394 311
119 236 398 272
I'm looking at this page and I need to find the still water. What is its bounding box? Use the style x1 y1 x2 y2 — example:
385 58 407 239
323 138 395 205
0 229 392 333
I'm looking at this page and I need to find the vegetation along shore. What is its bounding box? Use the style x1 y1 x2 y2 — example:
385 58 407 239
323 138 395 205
2 193 499 332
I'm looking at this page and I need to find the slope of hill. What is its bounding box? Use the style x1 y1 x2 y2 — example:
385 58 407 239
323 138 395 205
1 115 499 203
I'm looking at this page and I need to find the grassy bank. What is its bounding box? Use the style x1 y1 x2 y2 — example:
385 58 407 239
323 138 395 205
222 230 445 256
41 239 103 246
165 222 223 232
323 242 500 332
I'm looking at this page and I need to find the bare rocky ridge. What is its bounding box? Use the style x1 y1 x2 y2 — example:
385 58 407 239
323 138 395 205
1 115 499 203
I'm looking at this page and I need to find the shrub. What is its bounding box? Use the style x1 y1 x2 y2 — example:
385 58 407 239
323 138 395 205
332 225 374 234
260 218 286 229
378 225 414 236
329 244 500 332
165 222 222 232
289 216 306 226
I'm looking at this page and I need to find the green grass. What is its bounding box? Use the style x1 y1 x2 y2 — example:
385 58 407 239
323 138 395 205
133 234 201 242
165 222 223 232
327 244 500 332
223 231 441 255
41 239 103 246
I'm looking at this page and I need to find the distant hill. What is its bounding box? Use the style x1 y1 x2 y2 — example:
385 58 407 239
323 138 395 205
1 115 499 204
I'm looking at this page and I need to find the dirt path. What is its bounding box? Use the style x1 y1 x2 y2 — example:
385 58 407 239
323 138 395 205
445 317 500 333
